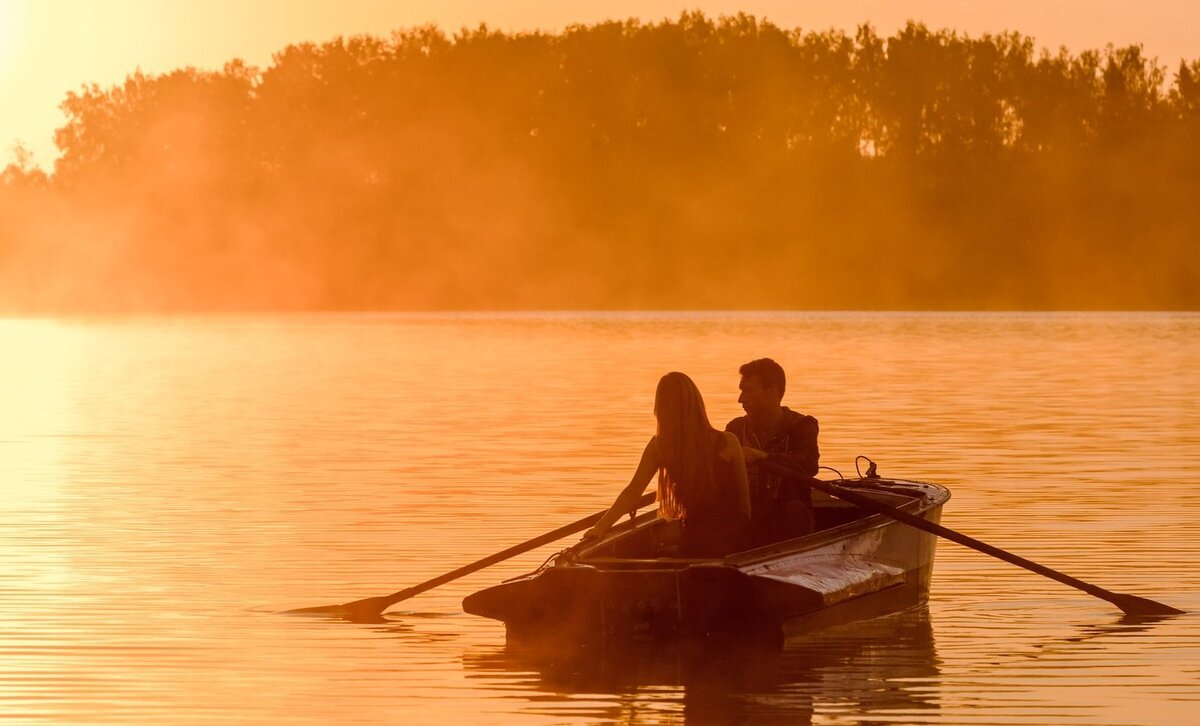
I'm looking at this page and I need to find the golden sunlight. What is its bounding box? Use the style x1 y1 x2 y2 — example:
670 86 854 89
0 3 17 78
0 320 75 484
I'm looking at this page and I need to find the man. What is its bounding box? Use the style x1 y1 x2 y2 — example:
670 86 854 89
725 358 819 544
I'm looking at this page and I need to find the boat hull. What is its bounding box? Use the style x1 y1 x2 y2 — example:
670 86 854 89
464 478 949 645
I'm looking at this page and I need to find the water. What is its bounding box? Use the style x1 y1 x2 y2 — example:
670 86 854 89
1 312 1197 725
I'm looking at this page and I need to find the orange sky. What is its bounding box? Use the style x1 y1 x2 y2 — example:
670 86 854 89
1 0 1197 169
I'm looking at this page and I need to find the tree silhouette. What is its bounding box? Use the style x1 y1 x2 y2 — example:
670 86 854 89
0 13 1196 311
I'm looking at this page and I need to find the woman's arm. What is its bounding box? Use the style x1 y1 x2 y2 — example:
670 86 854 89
721 430 752 519
583 436 660 540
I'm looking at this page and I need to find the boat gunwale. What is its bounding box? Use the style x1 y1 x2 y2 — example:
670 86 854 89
730 478 950 567
564 477 951 572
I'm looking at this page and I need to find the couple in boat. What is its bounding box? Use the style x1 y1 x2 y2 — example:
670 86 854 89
584 359 819 557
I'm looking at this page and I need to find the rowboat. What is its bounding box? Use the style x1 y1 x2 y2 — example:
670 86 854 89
463 476 951 645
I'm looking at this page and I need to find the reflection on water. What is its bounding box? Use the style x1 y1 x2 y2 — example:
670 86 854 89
0 312 1197 724
465 608 940 725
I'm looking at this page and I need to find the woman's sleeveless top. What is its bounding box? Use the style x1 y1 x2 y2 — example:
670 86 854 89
668 431 749 556
675 432 739 524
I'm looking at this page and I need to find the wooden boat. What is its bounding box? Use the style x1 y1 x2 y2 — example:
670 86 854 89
463 476 951 645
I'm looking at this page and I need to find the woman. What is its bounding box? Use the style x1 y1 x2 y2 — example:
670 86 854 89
584 372 752 557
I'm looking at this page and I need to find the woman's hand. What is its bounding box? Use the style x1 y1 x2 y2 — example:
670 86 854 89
581 524 605 542
581 436 658 544
742 445 767 463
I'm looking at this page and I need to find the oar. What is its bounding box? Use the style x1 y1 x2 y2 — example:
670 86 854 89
285 491 657 622
764 463 1183 617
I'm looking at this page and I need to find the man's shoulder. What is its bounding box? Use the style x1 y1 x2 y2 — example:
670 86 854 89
725 415 749 434
781 407 818 432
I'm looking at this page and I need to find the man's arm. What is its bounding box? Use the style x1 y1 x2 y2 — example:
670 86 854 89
762 416 819 477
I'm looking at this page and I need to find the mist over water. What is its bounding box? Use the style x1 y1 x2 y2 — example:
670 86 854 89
0 311 1196 724
2 16 1199 312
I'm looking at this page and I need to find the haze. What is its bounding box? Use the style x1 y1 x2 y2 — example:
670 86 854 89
0 3 1196 312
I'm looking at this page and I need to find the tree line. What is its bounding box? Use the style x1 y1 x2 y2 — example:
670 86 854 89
2 13 1197 311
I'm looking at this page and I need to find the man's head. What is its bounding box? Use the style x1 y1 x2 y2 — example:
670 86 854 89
737 358 786 420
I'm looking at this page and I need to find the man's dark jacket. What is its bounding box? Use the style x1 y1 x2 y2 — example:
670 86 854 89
726 407 819 519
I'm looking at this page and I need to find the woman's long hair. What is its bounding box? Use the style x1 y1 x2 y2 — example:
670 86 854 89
654 372 719 520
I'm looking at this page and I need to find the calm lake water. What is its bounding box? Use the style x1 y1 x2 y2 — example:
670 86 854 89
1 312 1197 725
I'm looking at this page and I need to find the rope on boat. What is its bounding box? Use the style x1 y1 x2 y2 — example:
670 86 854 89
820 464 845 479
533 549 561 573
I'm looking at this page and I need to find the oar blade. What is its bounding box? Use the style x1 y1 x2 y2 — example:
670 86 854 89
280 492 654 625
1108 592 1186 617
281 593 405 623
283 604 347 616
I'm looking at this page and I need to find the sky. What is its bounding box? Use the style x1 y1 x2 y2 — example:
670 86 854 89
1 0 1198 169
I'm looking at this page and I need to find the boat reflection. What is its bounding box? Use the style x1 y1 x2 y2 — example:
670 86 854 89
463 606 940 724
